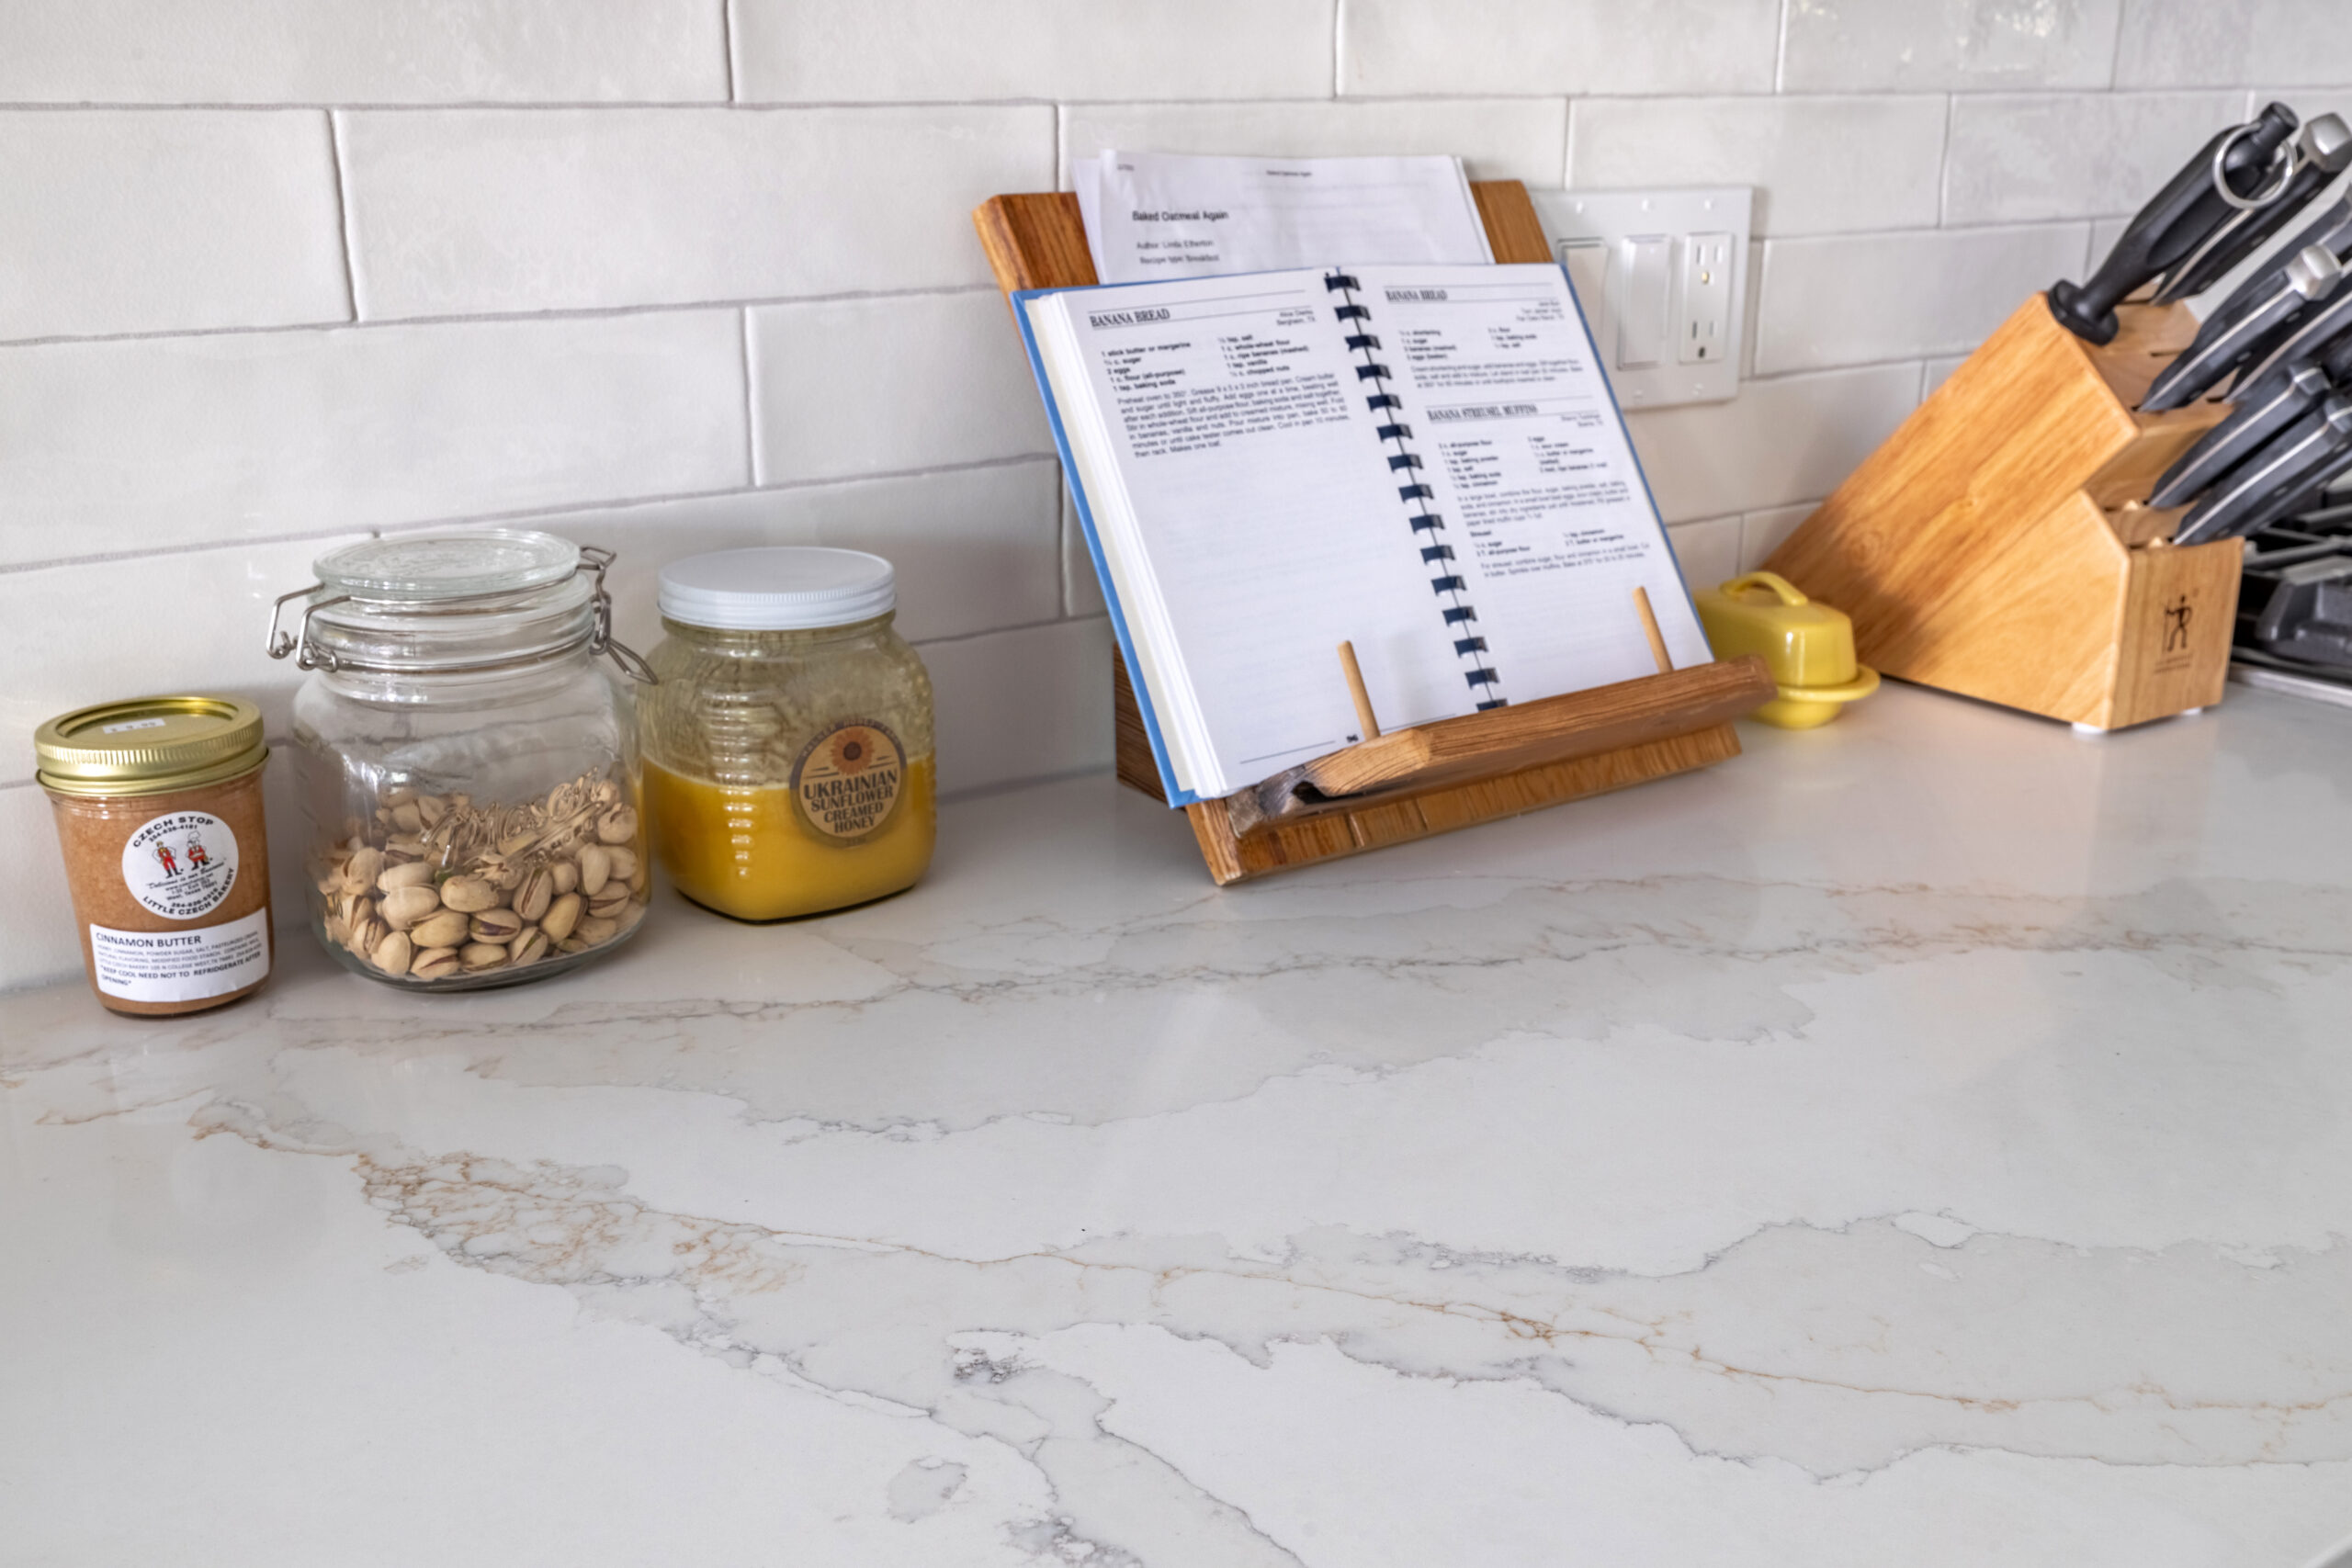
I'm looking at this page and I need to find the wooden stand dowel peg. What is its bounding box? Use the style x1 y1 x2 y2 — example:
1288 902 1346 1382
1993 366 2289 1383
1338 640 1383 739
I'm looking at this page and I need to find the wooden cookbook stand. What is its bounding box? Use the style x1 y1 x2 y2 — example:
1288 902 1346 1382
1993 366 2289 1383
973 179 1774 883
1765 293 2242 731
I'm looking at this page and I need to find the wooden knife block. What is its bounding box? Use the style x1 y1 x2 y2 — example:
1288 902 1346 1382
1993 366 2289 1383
975 179 1772 884
1765 293 2243 730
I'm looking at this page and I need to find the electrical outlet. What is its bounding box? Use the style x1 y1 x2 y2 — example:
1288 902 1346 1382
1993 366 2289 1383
1532 187 1752 408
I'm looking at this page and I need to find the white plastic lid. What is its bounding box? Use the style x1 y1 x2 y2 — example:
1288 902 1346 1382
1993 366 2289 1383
657 547 896 631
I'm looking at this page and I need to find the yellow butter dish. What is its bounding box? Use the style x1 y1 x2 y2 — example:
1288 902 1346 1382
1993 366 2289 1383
1692 571 1880 729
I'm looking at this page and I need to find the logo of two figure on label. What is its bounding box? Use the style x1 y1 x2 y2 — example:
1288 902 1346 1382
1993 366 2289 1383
2163 593 2194 655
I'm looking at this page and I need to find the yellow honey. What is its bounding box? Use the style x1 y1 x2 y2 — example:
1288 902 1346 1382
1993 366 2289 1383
646 754 935 921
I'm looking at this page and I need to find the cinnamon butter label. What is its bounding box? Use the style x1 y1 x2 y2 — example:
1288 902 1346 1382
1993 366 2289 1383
120 809 241 920
791 721 906 842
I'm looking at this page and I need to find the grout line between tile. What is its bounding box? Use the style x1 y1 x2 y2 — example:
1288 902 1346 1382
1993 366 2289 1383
737 308 761 486
0 456 1063 578
322 108 361 322
722 0 741 105
0 285 1001 352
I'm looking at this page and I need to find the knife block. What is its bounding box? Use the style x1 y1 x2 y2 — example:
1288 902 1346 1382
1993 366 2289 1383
975 179 1773 884
1765 293 2244 730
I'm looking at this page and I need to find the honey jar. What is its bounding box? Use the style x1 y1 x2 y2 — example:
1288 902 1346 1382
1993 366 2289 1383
638 548 936 920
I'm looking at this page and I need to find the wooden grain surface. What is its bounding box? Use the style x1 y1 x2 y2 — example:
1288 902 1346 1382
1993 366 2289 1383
974 179 1757 881
1763 290 2239 728
1228 656 1773 834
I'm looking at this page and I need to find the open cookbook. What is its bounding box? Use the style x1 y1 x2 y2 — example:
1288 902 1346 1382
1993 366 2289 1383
1014 261 1708 805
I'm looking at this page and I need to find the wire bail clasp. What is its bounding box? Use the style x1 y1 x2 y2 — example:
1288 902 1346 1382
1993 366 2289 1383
580 545 658 684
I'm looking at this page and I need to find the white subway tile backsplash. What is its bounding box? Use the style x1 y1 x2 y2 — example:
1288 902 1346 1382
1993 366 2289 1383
2117 3 2352 89
0 111 347 343
0 311 747 566
1781 0 2121 91
732 0 1333 103
747 293 1053 486
342 107 1054 318
1754 224 2087 376
0 784 82 992
1626 364 1919 525
1666 516 1743 593
1059 99 1568 188
921 617 1114 796
1740 502 1821 571
1339 0 1778 96
0 0 727 104
519 460 1064 650
1922 355 1972 398
1061 487 1107 619
3 533 371 787
1567 96 1946 237
1945 92 2247 224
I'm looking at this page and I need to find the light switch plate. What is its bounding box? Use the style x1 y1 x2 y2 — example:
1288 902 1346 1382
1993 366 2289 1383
1532 186 1752 408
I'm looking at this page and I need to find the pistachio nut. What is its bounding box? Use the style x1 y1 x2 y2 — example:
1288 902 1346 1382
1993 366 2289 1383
587 887 633 920
550 861 580 896
349 915 390 958
459 942 509 971
577 844 611 897
540 892 584 942
469 908 525 943
611 900 646 935
379 860 435 892
513 868 554 923
411 946 461 980
411 909 470 950
379 884 442 930
372 930 413 977
509 929 551 966
345 846 386 893
416 793 448 829
596 807 639 845
574 915 618 946
440 874 500 913
390 800 424 834
604 845 639 883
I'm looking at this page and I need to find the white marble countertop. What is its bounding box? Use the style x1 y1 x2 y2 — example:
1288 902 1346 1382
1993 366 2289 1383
6 682 2352 1567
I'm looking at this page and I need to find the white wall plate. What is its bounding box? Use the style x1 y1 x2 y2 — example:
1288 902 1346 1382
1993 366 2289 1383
1532 186 1753 410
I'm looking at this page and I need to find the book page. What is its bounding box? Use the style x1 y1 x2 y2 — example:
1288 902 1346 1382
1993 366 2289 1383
1026 270 1478 798
1354 264 1713 693
1075 152 1493 285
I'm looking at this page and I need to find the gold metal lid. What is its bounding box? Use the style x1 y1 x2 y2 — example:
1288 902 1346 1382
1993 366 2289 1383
34 694 268 797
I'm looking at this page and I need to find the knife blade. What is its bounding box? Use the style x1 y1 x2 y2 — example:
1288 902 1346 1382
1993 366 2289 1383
2050 102 2301 344
2149 360 2334 508
2140 243 2344 412
2221 258 2352 397
2154 114 2352 303
2176 393 2352 545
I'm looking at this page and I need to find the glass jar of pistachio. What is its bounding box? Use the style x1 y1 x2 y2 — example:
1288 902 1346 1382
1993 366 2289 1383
637 547 935 920
267 530 655 989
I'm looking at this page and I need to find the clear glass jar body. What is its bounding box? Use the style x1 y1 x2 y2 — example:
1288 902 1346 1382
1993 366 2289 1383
289 574 649 989
638 613 935 920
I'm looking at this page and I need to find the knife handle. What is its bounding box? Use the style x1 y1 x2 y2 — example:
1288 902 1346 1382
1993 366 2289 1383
2139 243 2343 412
2149 361 2333 509
2177 394 2352 545
2051 103 2300 344
2154 115 2352 304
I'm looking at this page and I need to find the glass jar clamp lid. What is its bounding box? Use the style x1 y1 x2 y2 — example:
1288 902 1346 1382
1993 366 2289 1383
264 529 655 682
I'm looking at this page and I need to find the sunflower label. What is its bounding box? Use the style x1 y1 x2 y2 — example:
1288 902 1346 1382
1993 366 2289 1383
791 720 906 842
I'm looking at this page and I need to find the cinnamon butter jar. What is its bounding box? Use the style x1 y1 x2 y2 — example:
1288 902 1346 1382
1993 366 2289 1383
35 695 274 1016
637 548 936 920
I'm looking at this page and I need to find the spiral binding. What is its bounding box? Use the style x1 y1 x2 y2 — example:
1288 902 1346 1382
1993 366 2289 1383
1325 272 1505 708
